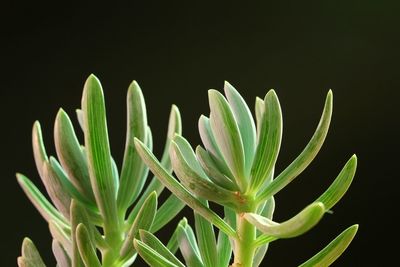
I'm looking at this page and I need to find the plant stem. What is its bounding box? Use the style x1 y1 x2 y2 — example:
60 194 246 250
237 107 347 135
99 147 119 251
232 213 257 267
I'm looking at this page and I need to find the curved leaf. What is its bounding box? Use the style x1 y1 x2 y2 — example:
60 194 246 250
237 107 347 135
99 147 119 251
151 194 185 233
118 80 148 212
209 90 246 190
18 238 46 267
134 239 179 267
139 230 185 267
76 224 101 267
81 74 119 233
54 109 95 203
224 81 257 174
250 89 282 193
316 155 357 210
134 138 237 237
257 90 333 203
299 224 358 267
52 240 70 267
176 224 204 267
245 202 325 239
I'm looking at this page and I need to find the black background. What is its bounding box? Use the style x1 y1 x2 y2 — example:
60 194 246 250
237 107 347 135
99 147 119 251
1 1 399 266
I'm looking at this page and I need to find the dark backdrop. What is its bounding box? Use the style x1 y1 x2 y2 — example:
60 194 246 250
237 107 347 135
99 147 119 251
1 1 399 266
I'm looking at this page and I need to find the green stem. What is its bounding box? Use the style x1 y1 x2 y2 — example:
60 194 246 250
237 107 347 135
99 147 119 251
233 214 257 267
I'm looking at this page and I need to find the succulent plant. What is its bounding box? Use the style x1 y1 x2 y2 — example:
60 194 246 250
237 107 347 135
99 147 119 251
17 76 358 267
134 81 358 266
17 74 184 266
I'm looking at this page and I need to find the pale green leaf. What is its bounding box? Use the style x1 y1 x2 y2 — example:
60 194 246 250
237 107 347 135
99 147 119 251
54 108 95 203
16 173 69 228
81 74 119 232
135 138 237 237
151 194 185 233
224 81 257 175
208 90 246 190
139 230 185 267
250 89 282 193
194 200 217 267
49 220 72 256
120 192 157 259
299 224 358 267
118 80 148 212
32 121 48 180
170 140 249 211
257 90 333 203
245 202 325 239
176 224 204 267
195 145 238 191
76 224 101 267
316 155 357 210
134 239 179 267
126 105 181 227
18 238 46 267
52 240 71 267
254 97 265 136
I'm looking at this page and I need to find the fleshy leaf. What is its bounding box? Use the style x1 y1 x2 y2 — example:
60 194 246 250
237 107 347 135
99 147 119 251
316 155 357 210
208 90 246 190
257 90 333 203
54 108 95 203
151 194 185 233
195 145 238 191
134 138 237 237
118 80 148 212
134 239 179 267
76 223 101 267
224 81 257 175
18 238 46 267
245 202 325 239
250 89 282 192
254 97 265 136
299 224 358 267
176 223 204 267
32 121 48 179
42 161 71 219
49 220 72 256
52 240 70 267
170 140 249 211
139 230 185 267
16 173 69 228
126 105 181 227
120 192 157 259
81 74 119 233
194 200 217 267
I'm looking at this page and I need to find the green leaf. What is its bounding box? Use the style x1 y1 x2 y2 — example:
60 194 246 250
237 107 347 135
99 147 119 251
126 105 181 227
170 140 249 211
49 220 72 256
257 90 333 203
54 108 95 203
250 89 282 193
18 238 46 267
299 224 358 267
76 109 84 131
32 121 48 179
176 224 204 267
151 194 185 233
198 115 234 180
41 161 71 219
195 145 238 191
166 222 182 254
49 157 96 211
52 240 71 267
134 138 237 237
224 81 257 175
120 191 157 259
16 173 69 228
134 239 179 267
245 202 325 239
208 90 246 190
76 223 101 267
81 74 119 232
194 200 217 267
254 97 265 136
139 230 185 267
70 200 94 267
118 80 149 212
316 155 357 210
216 226 232 267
